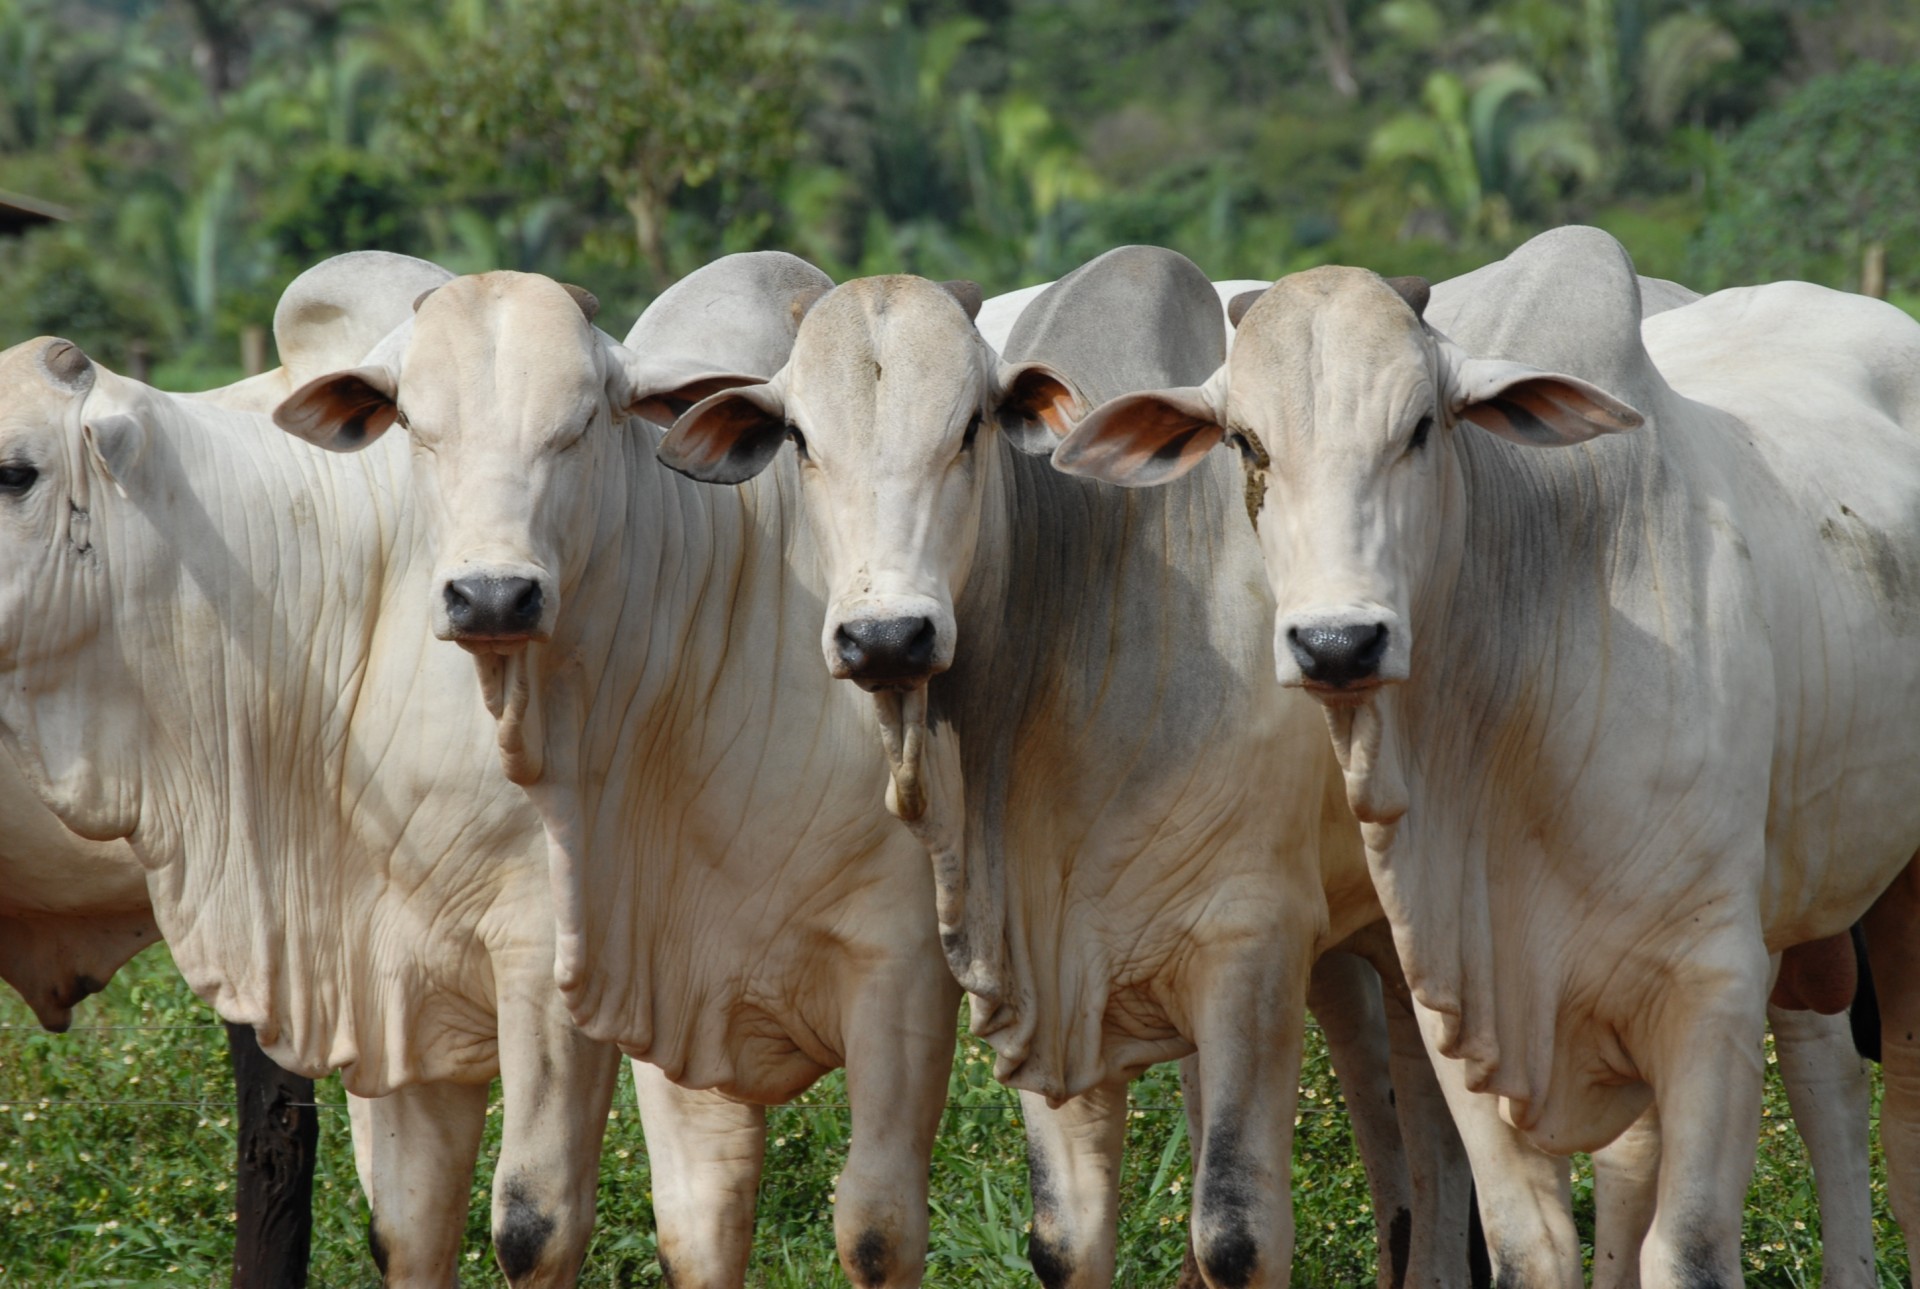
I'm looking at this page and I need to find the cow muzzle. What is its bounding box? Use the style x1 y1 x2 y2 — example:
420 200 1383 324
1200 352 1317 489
1275 606 1409 700
433 563 556 649
826 598 952 693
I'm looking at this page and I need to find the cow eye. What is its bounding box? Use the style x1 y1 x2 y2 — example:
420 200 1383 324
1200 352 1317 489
788 426 809 461
961 411 984 452
0 464 38 494
1407 414 1433 455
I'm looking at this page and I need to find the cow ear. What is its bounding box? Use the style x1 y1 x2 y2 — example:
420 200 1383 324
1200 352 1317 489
626 373 765 428
82 414 146 492
1448 354 1642 448
1227 290 1265 329
1052 380 1226 487
561 284 600 323
274 366 401 452
994 362 1082 454
657 383 790 485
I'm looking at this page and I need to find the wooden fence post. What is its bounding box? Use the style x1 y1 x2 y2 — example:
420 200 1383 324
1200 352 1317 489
226 1023 317 1288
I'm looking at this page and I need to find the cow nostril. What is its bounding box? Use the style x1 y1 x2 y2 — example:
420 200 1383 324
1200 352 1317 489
1289 622 1390 687
509 580 543 629
834 625 868 671
905 617 936 666
444 581 475 626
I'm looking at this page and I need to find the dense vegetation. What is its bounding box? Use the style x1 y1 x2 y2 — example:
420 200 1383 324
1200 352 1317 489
0 947 1908 1286
2 0 1919 385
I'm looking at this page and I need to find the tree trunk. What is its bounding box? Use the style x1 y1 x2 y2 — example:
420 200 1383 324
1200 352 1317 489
226 1023 317 1289
1862 240 1888 299
625 188 671 283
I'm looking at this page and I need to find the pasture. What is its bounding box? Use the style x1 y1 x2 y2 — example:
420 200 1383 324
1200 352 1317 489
0 946 1902 1287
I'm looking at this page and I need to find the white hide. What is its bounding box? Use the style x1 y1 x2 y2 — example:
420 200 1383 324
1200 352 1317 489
1056 226 1920 1283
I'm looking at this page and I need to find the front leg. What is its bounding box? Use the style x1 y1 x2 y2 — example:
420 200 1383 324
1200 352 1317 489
1590 1103 1660 1289
1308 950 1416 1289
1863 858 1920 1289
1020 1077 1128 1288
491 978 624 1287
1410 999 1579 1289
632 1058 768 1288
348 1080 489 1288
1183 941 1311 1289
1636 942 1770 1288
835 968 959 1286
1379 980 1475 1287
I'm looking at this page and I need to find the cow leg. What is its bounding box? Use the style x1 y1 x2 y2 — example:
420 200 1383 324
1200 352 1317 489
490 982 623 1287
349 1080 489 1288
1020 1078 1127 1288
1308 951 1415 1289
1411 1000 1579 1289
1865 857 1920 1287
1589 1103 1660 1289
1769 1005 1875 1289
1637 955 1768 1289
1380 985 1474 1288
1183 944 1310 1289
834 973 956 1287
632 1058 768 1288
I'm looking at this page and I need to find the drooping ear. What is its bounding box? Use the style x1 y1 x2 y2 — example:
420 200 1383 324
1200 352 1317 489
561 284 600 323
994 361 1083 454
1051 374 1228 487
624 371 767 427
1227 290 1266 329
941 280 984 322
82 413 147 491
657 383 790 485
412 287 439 313
1446 351 1643 448
273 365 401 452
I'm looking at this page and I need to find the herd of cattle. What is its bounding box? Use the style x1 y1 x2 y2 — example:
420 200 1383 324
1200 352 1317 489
2 223 1917 1288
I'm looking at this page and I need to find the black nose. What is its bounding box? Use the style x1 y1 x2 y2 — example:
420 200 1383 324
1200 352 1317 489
1288 622 1389 688
834 616 938 687
444 576 544 638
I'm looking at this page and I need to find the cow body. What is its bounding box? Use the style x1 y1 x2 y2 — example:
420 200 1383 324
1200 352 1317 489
276 253 961 1287
0 335 624 1286
659 247 1475 1288
1056 226 1920 1284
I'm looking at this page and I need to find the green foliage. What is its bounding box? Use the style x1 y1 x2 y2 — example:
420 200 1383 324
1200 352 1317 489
1692 63 1920 292
404 0 807 275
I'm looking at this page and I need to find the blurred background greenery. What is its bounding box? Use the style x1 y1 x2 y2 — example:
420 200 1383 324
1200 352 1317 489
2 0 1918 388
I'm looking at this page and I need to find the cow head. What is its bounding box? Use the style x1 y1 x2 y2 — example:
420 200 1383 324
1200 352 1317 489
276 273 647 656
1054 266 1641 705
659 276 1078 698
0 339 151 840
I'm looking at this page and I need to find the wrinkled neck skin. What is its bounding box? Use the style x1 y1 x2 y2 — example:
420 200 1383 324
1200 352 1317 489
6 377 532 1089
922 438 1354 1099
511 419 918 1096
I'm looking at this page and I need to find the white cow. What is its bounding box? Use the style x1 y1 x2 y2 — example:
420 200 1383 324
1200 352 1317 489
1054 225 1920 1284
0 250 458 1032
654 245 1473 1289
0 330 629 1287
976 276 1270 355
276 253 963 1288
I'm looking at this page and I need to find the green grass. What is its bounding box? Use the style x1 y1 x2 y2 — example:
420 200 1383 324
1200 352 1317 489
0 947 1908 1286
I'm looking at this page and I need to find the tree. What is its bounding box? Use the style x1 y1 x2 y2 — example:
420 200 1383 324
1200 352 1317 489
409 0 808 279
1691 63 1920 295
